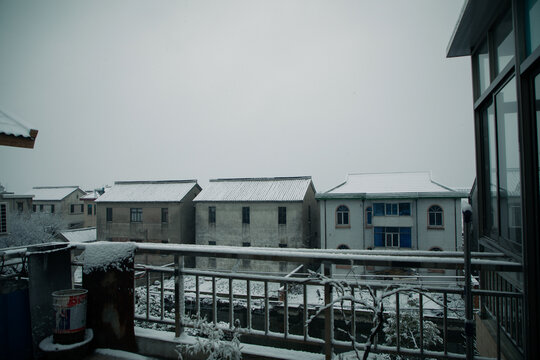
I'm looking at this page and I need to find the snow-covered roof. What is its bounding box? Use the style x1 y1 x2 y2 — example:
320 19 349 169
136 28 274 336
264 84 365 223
81 187 109 200
0 108 38 148
28 186 82 201
95 180 199 203
319 172 466 199
60 227 97 243
194 176 314 202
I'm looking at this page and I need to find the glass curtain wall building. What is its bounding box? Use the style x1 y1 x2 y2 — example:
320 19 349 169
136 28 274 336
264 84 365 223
448 0 539 358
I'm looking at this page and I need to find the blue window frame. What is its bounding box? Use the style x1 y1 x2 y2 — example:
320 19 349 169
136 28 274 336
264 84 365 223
373 202 411 216
366 206 373 227
399 203 411 216
374 227 411 248
386 203 398 215
373 203 385 216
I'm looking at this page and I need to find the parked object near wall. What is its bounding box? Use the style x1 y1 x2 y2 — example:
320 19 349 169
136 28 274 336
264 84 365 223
52 288 88 344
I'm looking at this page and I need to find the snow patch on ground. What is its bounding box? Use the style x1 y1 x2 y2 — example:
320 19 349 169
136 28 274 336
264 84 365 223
82 241 136 274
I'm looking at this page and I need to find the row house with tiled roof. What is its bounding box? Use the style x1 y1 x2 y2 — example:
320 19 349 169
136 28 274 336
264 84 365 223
193 176 319 272
95 180 201 246
25 186 87 229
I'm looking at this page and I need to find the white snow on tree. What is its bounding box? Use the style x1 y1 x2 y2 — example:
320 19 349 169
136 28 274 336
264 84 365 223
0 212 67 248
383 296 442 355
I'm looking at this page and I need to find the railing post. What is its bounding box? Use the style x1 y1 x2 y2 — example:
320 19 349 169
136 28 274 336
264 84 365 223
174 254 185 337
463 205 475 359
324 262 333 360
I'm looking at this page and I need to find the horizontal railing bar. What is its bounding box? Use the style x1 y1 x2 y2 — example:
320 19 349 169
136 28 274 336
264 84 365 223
472 289 523 298
134 315 175 325
126 244 523 272
134 264 175 273
333 340 469 360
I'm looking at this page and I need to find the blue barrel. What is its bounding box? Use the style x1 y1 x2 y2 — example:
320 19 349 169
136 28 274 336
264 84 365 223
0 279 33 360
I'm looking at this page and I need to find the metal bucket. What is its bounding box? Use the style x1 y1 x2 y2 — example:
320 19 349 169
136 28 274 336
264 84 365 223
52 289 88 344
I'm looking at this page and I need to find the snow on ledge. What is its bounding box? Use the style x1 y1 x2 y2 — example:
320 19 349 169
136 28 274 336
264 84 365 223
82 241 136 274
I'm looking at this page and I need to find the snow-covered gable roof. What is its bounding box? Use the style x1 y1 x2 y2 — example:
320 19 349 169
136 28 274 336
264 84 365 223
81 187 109 200
95 180 199 203
319 172 466 199
194 176 314 202
28 186 83 201
60 227 97 243
0 108 38 148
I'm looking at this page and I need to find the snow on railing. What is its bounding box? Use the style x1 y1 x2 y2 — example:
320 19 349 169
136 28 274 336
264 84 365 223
2 242 524 360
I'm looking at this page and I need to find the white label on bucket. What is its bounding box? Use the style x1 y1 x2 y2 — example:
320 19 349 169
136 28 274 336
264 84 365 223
54 294 87 334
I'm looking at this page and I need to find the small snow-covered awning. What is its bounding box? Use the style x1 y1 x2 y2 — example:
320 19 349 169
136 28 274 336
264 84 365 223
0 108 38 148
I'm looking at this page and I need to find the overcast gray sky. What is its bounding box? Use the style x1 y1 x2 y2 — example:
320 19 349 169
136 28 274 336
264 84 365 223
0 0 474 194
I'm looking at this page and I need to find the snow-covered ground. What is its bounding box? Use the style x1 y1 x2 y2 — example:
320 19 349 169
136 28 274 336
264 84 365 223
134 274 465 327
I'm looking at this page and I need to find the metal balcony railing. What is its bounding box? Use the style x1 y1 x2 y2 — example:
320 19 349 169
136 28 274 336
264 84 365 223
0 243 523 360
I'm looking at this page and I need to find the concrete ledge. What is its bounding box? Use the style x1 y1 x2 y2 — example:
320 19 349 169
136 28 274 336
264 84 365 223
134 327 325 360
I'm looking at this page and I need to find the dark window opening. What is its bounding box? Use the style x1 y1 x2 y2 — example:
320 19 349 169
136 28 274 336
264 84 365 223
428 205 444 228
161 208 168 223
336 205 350 226
130 208 142 223
106 208 113 222
242 207 250 224
209 206 216 224
0 204 6 233
366 206 373 227
278 207 286 225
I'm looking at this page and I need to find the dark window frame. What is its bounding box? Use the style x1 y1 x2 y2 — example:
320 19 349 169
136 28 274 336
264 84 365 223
336 205 350 227
161 208 168 223
278 207 286 225
209 206 216 224
130 208 143 223
428 205 445 229
242 206 250 224
106 207 113 222
0 203 7 233
365 206 373 227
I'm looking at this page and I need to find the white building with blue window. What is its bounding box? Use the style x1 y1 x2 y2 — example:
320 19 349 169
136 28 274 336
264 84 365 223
317 172 467 253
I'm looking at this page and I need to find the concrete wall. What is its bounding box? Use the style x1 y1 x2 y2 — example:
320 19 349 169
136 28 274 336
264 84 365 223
32 189 86 229
96 186 199 249
195 201 308 272
97 202 182 243
195 202 304 247
83 200 97 227
320 197 462 252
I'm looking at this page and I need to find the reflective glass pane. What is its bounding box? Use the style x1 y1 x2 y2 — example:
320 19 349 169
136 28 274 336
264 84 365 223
494 11 514 74
535 73 540 203
483 104 498 238
475 40 490 95
526 0 540 55
496 77 521 246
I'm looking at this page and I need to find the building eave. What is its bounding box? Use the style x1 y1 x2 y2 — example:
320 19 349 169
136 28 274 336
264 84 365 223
0 130 38 149
446 0 508 58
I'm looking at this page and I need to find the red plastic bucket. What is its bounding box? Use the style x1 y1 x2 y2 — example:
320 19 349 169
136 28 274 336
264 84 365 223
52 289 88 344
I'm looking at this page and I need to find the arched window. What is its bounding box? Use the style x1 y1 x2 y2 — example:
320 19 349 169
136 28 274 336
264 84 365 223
428 205 444 228
365 206 373 227
336 205 350 227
